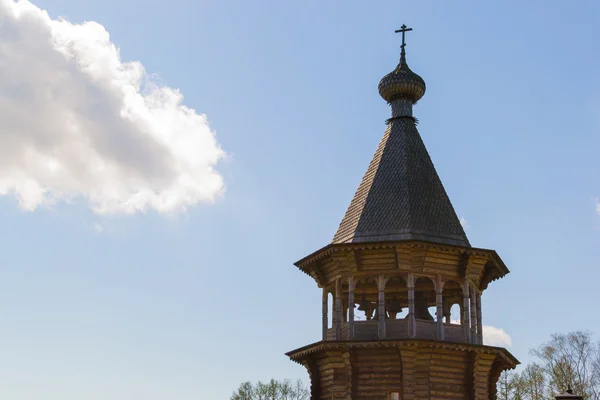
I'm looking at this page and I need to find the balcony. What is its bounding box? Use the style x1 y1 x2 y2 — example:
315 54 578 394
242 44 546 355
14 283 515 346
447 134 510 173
325 319 467 344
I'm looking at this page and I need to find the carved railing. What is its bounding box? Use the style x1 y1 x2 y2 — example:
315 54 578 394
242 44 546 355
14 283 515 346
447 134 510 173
386 319 409 338
444 323 464 343
325 320 466 343
354 321 378 340
326 327 335 341
415 319 437 340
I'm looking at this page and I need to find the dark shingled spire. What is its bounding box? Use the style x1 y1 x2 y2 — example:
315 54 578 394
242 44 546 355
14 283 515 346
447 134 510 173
332 28 470 247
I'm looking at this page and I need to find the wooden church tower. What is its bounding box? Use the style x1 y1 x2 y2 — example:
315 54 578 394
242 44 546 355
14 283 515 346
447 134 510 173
286 26 519 399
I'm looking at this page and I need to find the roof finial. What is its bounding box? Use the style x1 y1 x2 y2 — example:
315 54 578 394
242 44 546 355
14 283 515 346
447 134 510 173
378 24 426 105
394 24 413 64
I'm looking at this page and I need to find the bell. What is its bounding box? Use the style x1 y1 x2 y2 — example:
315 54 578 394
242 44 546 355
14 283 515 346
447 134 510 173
387 297 402 314
357 296 370 311
357 296 375 320
414 291 434 321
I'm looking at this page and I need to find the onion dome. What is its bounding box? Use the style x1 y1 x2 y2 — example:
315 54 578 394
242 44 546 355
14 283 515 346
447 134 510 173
378 46 426 104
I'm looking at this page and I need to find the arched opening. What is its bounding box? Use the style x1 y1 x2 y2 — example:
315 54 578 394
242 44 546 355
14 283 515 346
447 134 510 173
352 277 379 340
450 303 461 324
384 276 407 320
442 280 462 325
354 278 377 321
414 277 435 321
383 276 409 339
328 291 334 328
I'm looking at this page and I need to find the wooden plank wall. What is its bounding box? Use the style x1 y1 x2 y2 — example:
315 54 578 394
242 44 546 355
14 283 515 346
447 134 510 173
473 353 496 399
354 347 402 400
427 349 470 399
315 350 351 399
304 345 503 400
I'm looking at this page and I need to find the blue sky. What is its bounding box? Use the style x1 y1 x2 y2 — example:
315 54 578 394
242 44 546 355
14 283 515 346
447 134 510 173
1 0 599 399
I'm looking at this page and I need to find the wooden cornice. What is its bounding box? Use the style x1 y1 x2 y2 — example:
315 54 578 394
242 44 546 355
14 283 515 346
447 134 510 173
296 241 498 267
286 339 520 369
309 261 326 288
294 241 511 288
458 252 473 278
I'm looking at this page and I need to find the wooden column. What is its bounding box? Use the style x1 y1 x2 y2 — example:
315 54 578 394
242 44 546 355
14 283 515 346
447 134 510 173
407 273 416 338
335 278 342 340
322 287 328 341
377 275 387 339
476 292 483 345
462 281 471 343
470 286 478 344
443 298 451 324
436 274 444 340
348 276 355 340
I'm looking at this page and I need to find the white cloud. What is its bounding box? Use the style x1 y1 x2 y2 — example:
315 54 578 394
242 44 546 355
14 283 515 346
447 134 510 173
445 320 512 348
595 198 600 215
460 217 470 231
0 0 225 214
482 325 512 347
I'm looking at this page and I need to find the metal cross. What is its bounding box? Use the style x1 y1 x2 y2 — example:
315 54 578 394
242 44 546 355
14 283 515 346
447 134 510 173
395 24 413 48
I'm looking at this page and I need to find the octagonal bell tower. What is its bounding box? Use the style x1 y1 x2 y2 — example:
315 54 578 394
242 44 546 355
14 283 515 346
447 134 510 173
286 26 519 400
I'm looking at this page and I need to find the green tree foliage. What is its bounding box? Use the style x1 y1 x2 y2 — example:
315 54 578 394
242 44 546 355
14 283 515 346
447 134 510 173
530 331 600 399
498 331 599 400
520 363 546 400
497 370 515 400
230 378 309 400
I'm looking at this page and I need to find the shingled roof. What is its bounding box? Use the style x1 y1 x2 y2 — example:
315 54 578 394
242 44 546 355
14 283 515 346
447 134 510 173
332 117 470 247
